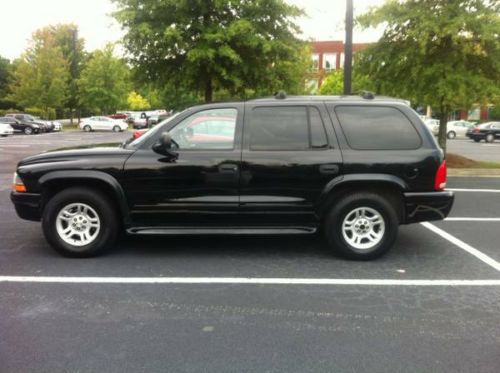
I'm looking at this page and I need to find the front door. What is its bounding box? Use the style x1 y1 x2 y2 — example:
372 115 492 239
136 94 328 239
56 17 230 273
239 103 343 228
123 105 243 227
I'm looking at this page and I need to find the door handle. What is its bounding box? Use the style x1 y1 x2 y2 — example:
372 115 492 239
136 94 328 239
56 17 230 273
319 164 340 175
218 163 239 174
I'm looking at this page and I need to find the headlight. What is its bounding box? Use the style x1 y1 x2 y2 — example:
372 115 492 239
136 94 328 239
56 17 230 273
13 172 27 193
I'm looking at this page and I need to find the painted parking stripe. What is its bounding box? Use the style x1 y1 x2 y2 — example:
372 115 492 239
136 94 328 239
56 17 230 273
445 218 500 222
448 188 500 193
421 222 500 272
1 276 500 286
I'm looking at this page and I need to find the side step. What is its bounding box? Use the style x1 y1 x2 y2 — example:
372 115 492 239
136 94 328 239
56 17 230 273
126 227 317 235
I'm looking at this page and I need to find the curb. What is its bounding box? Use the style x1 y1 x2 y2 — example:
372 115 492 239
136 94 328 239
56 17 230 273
449 168 500 177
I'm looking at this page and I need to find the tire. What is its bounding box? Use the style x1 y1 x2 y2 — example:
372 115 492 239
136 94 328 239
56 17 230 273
486 133 495 143
42 187 119 257
112 125 121 132
473 138 481 143
83 125 92 132
324 192 399 260
447 131 456 140
24 127 33 135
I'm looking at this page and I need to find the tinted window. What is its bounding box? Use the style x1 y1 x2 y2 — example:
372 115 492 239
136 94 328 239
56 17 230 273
335 106 421 150
170 108 237 150
309 107 328 148
249 106 328 150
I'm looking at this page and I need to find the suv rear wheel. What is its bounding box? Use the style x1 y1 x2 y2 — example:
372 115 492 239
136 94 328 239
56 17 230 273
24 127 33 135
42 187 119 257
324 192 398 260
486 133 495 143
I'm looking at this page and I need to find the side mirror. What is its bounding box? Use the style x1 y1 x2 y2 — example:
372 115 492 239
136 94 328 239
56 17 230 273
153 132 176 157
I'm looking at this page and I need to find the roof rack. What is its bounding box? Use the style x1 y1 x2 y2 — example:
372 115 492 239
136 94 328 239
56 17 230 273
274 91 287 99
360 91 375 99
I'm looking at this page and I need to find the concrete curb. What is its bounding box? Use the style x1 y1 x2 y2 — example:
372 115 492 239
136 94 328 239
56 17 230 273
449 168 500 177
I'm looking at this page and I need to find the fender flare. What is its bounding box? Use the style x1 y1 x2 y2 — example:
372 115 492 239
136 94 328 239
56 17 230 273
38 170 129 223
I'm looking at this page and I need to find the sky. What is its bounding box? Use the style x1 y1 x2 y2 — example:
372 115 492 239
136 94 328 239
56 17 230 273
0 0 386 60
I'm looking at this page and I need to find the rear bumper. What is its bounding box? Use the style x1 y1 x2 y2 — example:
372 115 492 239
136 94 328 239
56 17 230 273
403 191 454 224
10 192 42 221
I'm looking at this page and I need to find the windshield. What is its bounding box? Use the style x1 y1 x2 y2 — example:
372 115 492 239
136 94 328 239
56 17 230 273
126 112 182 148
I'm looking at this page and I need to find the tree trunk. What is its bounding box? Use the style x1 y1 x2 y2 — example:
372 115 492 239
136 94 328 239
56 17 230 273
204 78 213 103
437 109 448 156
70 109 74 125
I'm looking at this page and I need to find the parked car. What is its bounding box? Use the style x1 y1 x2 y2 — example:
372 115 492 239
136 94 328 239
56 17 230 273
33 116 61 132
6 113 54 132
129 113 148 129
109 113 130 120
1 115 41 135
11 94 453 259
0 122 14 137
79 116 129 132
466 122 500 143
423 119 439 134
433 120 475 139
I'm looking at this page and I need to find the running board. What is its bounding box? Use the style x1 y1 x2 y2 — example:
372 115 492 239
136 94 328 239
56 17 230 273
127 227 317 235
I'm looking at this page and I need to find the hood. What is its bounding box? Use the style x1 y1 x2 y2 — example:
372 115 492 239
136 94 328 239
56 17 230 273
18 143 135 167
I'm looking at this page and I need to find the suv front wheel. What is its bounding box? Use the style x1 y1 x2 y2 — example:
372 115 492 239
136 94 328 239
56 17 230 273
42 187 119 257
324 192 398 260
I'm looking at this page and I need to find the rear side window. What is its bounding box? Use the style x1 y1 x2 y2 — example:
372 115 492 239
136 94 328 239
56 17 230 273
249 106 328 150
335 106 421 150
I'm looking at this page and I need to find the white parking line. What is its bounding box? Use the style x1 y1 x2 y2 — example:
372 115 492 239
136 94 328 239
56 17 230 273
445 218 500 222
0 276 500 286
421 222 500 271
448 188 500 193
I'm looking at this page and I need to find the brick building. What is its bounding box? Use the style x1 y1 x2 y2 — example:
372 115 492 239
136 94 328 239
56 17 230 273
307 40 369 93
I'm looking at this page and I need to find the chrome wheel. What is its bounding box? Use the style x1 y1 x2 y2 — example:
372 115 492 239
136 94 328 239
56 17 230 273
55 203 100 247
341 207 385 250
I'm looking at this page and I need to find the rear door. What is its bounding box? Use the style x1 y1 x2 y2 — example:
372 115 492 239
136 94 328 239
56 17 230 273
239 102 342 227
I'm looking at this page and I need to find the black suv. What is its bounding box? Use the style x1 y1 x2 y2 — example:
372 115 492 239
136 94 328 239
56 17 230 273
11 94 454 259
0 115 42 135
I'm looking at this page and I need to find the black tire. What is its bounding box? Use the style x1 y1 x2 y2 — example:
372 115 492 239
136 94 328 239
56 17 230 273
447 131 456 140
486 133 495 143
42 187 119 257
112 125 121 132
324 192 399 260
473 138 481 143
83 125 92 132
24 127 33 135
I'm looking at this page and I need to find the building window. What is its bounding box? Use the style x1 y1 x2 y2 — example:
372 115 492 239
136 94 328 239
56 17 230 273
323 53 337 71
311 54 320 72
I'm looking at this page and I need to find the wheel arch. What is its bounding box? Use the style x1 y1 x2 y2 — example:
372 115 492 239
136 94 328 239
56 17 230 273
38 171 130 225
317 174 407 223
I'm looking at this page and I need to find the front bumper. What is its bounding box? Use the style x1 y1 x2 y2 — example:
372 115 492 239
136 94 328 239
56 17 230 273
403 191 454 224
0 129 14 135
11 192 42 221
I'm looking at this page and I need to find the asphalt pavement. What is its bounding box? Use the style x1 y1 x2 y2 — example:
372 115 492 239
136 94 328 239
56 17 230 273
1 131 500 372
447 138 500 162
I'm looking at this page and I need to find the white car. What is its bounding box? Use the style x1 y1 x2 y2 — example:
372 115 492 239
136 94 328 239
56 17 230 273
0 123 14 137
423 119 439 134
431 120 475 139
79 116 129 132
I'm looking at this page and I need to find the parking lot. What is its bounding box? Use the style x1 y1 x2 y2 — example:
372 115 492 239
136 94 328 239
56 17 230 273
1 131 500 372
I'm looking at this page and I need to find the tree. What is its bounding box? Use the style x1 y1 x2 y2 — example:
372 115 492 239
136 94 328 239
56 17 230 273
0 56 11 98
9 29 69 117
127 91 150 110
78 45 130 115
357 0 500 153
49 24 85 122
113 0 308 102
319 68 373 96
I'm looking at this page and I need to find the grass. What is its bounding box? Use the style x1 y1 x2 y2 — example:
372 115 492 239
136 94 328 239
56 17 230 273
447 153 500 169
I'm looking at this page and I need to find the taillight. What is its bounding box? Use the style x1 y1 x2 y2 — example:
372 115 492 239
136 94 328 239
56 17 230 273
434 160 447 191
473 128 480 133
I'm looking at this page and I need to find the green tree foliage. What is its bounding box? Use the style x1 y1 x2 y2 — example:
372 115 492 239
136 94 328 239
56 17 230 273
113 0 308 102
127 91 151 110
9 29 69 118
356 0 500 153
78 45 130 114
49 24 85 121
319 68 373 96
0 56 11 98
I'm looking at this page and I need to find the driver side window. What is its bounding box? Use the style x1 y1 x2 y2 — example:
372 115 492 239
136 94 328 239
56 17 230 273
170 108 237 150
